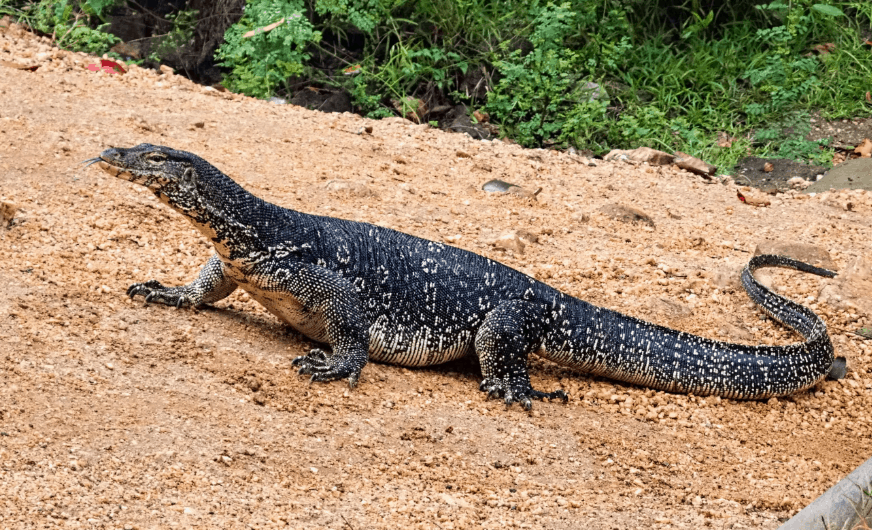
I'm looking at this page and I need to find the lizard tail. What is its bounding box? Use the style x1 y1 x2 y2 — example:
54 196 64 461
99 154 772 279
741 254 846 380
541 254 843 399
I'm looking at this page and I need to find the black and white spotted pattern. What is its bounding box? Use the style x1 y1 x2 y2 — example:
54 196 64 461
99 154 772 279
89 144 841 407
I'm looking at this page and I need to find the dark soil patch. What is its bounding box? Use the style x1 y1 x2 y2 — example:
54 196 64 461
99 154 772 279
734 156 827 191
809 116 872 149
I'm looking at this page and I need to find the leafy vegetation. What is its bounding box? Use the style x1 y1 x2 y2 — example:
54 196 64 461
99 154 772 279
8 0 121 54
5 0 872 172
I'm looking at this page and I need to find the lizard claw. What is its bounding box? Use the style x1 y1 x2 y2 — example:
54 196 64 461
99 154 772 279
479 377 567 410
128 279 165 299
128 279 192 308
292 349 361 387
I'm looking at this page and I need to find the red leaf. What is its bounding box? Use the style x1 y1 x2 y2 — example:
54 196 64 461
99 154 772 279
100 59 126 74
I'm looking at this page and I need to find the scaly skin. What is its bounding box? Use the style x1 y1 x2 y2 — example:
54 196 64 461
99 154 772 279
85 144 842 409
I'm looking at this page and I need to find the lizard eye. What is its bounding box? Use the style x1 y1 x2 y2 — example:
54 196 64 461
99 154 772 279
145 153 167 164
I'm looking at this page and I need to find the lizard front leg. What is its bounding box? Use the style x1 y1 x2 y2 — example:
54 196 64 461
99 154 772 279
256 264 370 387
475 300 568 410
128 254 237 308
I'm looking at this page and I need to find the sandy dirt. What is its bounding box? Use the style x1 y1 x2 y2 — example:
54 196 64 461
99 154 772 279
2 22 872 530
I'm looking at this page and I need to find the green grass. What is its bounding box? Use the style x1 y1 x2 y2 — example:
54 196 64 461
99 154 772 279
6 0 872 173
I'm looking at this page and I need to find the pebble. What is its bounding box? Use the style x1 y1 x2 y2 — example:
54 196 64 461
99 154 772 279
1 199 17 227
491 232 525 254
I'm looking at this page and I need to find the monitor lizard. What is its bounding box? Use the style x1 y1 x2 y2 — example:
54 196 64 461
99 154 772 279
84 144 844 409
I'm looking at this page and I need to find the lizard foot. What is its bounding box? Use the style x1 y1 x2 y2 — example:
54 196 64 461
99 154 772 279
127 280 192 308
479 377 568 411
292 348 361 388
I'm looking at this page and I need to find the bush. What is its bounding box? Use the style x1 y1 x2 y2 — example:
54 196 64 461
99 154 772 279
26 0 120 55
9 0 872 171
216 1 320 98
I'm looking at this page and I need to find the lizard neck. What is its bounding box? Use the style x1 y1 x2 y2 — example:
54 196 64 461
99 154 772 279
156 169 276 262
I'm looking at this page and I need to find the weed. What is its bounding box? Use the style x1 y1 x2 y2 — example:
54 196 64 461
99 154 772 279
24 0 120 54
216 1 319 98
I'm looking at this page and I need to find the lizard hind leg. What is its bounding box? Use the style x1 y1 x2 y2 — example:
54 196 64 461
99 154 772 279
475 300 568 410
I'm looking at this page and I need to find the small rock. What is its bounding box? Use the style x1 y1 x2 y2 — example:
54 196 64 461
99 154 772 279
159 64 174 75
573 213 591 224
763 162 774 172
598 204 654 227
456 150 472 158
787 176 811 189
482 179 518 193
1 200 17 227
674 151 717 176
183 507 196 515
482 179 540 199
736 188 770 207
491 232 525 254
753 241 836 270
193 121 205 129
818 255 872 317
440 493 472 508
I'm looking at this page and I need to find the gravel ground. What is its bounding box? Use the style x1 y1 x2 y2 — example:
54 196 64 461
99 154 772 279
1 21 872 530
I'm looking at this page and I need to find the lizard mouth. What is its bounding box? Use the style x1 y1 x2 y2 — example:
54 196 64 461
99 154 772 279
82 154 147 185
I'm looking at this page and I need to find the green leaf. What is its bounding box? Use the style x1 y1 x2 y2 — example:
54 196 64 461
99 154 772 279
86 0 117 19
811 4 845 17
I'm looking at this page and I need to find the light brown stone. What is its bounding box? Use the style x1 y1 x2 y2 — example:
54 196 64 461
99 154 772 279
491 232 525 254
1 200 16 227
818 255 872 317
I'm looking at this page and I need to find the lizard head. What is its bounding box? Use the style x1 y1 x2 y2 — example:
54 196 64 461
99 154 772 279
86 143 209 213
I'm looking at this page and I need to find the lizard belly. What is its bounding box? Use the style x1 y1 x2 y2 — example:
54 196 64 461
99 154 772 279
221 258 475 364
221 260 331 342
243 285 331 343
367 314 475 366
